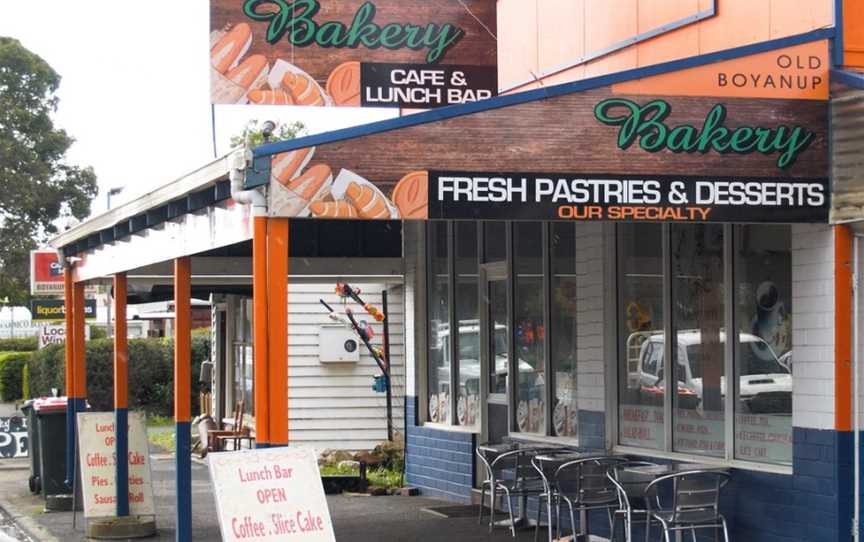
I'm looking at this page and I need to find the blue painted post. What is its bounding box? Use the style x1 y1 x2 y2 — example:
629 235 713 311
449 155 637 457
174 257 192 542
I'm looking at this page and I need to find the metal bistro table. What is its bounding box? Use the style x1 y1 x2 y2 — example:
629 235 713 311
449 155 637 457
619 462 730 542
478 442 570 531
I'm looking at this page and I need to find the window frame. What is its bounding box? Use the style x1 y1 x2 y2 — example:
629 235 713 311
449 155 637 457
612 223 793 473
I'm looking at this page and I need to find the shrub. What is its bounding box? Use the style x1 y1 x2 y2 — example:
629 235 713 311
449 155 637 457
26 331 211 416
0 337 37 352
0 352 31 401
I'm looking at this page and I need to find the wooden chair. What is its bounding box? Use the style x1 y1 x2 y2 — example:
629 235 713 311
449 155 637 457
206 401 254 453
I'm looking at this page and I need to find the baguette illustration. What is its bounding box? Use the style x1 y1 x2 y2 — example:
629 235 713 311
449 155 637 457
247 90 294 105
224 55 269 90
269 162 332 217
309 200 358 218
271 147 315 185
391 171 429 219
267 60 333 107
331 169 399 219
210 23 252 74
212 53 269 104
345 182 391 219
326 61 361 107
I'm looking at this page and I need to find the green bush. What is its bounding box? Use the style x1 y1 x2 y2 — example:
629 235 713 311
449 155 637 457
26 329 211 416
0 337 37 352
0 352 31 401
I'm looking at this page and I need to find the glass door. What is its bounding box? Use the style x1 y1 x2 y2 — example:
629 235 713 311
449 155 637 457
481 262 509 444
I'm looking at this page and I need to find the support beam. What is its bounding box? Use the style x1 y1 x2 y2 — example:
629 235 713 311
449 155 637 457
252 216 270 447
113 273 129 517
267 218 289 446
64 268 75 487
72 281 87 477
174 257 192 542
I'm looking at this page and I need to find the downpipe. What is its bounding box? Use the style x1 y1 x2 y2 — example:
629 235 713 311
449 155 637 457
228 144 267 217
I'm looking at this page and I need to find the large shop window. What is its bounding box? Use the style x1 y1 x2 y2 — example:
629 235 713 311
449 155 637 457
233 297 254 415
425 221 588 442
617 224 793 466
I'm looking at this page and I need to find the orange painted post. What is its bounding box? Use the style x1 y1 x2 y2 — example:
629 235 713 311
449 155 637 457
836 225 853 432
113 273 129 516
267 218 289 446
252 216 270 447
63 267 76 486
173 257 192 542
70 281 87 488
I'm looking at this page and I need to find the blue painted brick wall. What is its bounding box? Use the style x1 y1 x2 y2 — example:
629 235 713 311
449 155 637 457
405 397 475 503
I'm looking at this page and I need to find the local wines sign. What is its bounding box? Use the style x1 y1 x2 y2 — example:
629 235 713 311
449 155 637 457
211 0 497 108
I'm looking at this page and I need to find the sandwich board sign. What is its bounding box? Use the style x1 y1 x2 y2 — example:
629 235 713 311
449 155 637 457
208 447 335 541
76 412 155 518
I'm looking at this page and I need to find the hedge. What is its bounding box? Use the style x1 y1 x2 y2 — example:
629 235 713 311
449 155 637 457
0 337 37 352
0 352 31 401
27 328 211 415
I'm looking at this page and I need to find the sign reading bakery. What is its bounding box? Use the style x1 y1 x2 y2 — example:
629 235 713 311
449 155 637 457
261 86 828 223
210 0 497 108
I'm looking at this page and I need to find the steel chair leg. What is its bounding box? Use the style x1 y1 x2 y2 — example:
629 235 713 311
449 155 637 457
534 495 543 542
721 517 730 542
610 513 618 542
478 484 486 524
489 489 497 532
645 516 651 542
546 494 554 542
505 492 517 538
568 503 576 539
691 526 697 542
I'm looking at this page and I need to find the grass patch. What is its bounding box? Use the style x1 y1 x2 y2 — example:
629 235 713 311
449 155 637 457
146 415 174 427
320 463 403 489
148 430 175 453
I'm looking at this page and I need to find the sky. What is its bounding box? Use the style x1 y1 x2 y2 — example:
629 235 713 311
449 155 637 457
0 0 397 216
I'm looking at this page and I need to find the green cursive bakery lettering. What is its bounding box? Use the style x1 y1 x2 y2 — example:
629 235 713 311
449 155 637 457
243 0 465 64
593 98 814 169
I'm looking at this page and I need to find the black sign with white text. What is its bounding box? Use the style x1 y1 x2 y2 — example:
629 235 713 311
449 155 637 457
31 298 97 320
360 63 497 108
427 171 830 223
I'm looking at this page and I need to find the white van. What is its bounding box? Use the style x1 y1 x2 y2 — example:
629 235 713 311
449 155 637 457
636 330 791 414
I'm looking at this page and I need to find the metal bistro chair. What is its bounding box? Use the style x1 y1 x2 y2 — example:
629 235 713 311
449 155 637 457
644 470 731 542
531 451 593 542
553 456 627 541
477 445 549 537
606 461 662 542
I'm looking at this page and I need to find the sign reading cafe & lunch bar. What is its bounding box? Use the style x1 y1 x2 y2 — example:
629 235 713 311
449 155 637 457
210 0 497 108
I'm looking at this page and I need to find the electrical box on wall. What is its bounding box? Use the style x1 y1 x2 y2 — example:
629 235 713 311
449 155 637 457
318 325 360 363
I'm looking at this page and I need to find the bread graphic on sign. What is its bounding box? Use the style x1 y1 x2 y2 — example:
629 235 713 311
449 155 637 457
247 89 294 105
332 169 400 219
269 148 335 217
210 23 270 104
268 60 333 107
391 171 429 219
309 200 359 218
326 62 362 107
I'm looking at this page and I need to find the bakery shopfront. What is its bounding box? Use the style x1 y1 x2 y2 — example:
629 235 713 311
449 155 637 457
239 27 842 538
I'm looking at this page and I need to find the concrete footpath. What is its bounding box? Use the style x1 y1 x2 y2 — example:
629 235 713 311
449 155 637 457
0 453 543 541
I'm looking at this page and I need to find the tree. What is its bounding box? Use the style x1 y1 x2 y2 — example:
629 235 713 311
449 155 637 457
0 37 97 304
229 119 306 149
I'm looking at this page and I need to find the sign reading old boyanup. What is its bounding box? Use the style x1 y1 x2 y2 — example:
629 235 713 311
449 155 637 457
77 412 155 518
209 447 335 541
210 0 497 108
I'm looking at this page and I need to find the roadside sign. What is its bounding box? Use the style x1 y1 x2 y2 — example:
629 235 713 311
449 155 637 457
37 324 90 349
0 417 27 458
31 298 97 321
209 447 335 542
77 412 155 518
29 250 99 296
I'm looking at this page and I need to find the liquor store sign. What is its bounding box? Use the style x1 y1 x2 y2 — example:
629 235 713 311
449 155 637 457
211 0 497 109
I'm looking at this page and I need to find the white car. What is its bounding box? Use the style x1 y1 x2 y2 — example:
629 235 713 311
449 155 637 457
637 330 791 413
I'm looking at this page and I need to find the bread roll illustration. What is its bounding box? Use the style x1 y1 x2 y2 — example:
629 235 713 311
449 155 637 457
283 71 326 106
331 169 399 219
225 55 269 90
271 147 314 185
309 201 358 218
346 182 391 219
326 61 361 107
286 164 332 201
391 171 429 219
210 23 252 74
247 90 294 105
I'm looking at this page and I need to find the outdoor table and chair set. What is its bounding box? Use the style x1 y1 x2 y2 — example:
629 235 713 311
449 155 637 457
476 442 731 542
